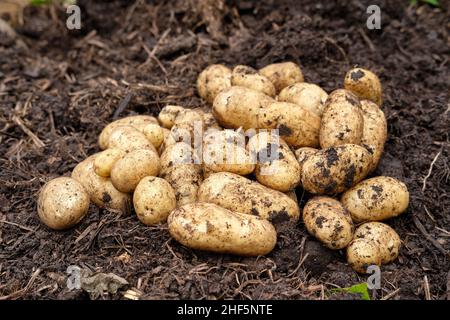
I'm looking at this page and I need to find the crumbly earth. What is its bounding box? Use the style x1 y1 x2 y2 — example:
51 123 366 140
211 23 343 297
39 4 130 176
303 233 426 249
0 0 448 300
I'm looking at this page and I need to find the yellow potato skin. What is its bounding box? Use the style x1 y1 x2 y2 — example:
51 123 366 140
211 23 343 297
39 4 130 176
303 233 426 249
346 238 382 274
301 144 372 195
142 123 164 149
259 62 304 93
295 147 318 165
197 172 300 222
303 197 354 250
344 68 382 106
94 148 126 177
197 64 232 104
37 177 90 230
158 127 176 155
231 65 276 97
278 83 328 116
108 125 157 154
158 105 186 129
133 176 176 226
168 203 277 256
341 176 409 222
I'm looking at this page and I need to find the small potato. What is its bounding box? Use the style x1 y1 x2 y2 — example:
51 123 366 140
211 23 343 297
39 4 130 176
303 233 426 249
94 148 126 177
354 222 401 264
158 127 176 155
301 144 372 194
133 176 176 225
344 68 382 106
197 64 232 104
168 203 277 256
142 123 164 148
346 238 382 274
158 105 186 129
198 172 300 222
108 125 157 153
193 108 221 130
231 65 276 97
319 89 364 148
170 109 204 147
110 149 161 193
303 197 354 249
37 177 90 230
341 176 409 222
278 83 328 116
259 62 304 93
98 115 158 149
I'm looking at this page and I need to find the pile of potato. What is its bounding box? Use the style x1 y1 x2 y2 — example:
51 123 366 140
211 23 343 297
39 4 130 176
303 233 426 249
37 61 409 274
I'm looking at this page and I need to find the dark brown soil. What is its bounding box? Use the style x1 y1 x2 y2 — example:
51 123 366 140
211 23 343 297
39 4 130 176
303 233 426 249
0 0 449 300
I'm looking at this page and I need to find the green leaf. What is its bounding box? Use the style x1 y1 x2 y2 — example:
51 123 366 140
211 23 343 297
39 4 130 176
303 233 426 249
331 282 371 300
30 0 53 5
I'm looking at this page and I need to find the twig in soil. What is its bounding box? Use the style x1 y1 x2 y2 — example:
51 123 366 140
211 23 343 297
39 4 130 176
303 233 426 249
358 28 376 52
381 288 400 300
0 268 41 300
423 275 431 300
12 116 45 149
113 92 133 119
413 215 449 258
0 220 35 233
324 36 349 64
422 149 442 191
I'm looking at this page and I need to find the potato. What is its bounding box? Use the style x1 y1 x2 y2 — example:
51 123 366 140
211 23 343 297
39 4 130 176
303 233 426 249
295 147 318 165
341 176 409 222
259 62 304 93
319 89 364 148
93 148 126 177
72 155 131 213
230 65 276 97
285 190 298 202
344 68 382 106
303 196 354 249
160 142 202 206
133 176 176 226
110 149 161 193
301 144 372 194
212 86 274 130
142 123 164 149
170 109 204 147
158 105 186 129
194 108 221 130
278 83 328 116
197 64 232 104
158 127 176 155
197 172 300 222
247 131 300 191
37 177 90 230
360 100 387 173
98 115 158 149
168 203 277 256
258 101 321 148
346 238 382 273
108 125 156 153
354 222 401 264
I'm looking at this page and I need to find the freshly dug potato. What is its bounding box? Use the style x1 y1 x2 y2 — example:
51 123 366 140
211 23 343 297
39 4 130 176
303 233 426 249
143 123 164 148
319 89 364 148
258 101 321 148
197 172 300 222
168 203 277 256
247 131 300 191
37 177 90 230
93 148 126 177
285 190 298 202
170 109 204 147
110 149 161 193
278 83 328 116
295 147 318 166
98 115 158 149
301 144 372 194
341 176 409 222
72 155 131 213
360 100 387 173
133 176 176 225
194 108 221 130
158 105 186 129
197 64 232 104
259 62 304 93
344 68 382 106
303 196 354 249
354 222 401 264
108 125 156 153
158 127 176 155
346 238 382 273
230 65 276 97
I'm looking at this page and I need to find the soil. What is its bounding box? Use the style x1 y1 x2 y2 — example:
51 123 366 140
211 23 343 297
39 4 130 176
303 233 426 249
0 0 449 300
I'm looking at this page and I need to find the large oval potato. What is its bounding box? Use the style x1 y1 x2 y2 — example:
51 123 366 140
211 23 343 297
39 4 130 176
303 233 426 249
346 238 382 273
197 172 300 222
259 62 304 93
158 105 186 129
230 65 276 97
37 177 90 230
303 196 354 249
108 125 156 153
278 83 328 116
168 203 277 256
344 68 382 106
301 144 372 194
341 176 409 222
197 64 232 104
94 148 126 177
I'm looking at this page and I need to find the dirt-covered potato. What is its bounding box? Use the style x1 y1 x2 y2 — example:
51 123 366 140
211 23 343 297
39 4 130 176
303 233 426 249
158 105 186 129
341 176 409 222
110 149 161 193
72 155 131 213
303 196 354 249
170 109 204 147
278 83 328 116
230 65 276 97
93 148 126 177
319 89 364 148
98 115 158 149
168 203 277 256
133 176 176 226
37 177 90 230
143 123 164 148
354 222 401 264
346 238 382 273
247 131 300 191
194 108 221 130
197 172 300 222
295 147 318 165
197 64 232 104
158 127 176 155
344 68 382 106
301 144 372 194
108 125 157 153
360 100 387 173
259 62 304 93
